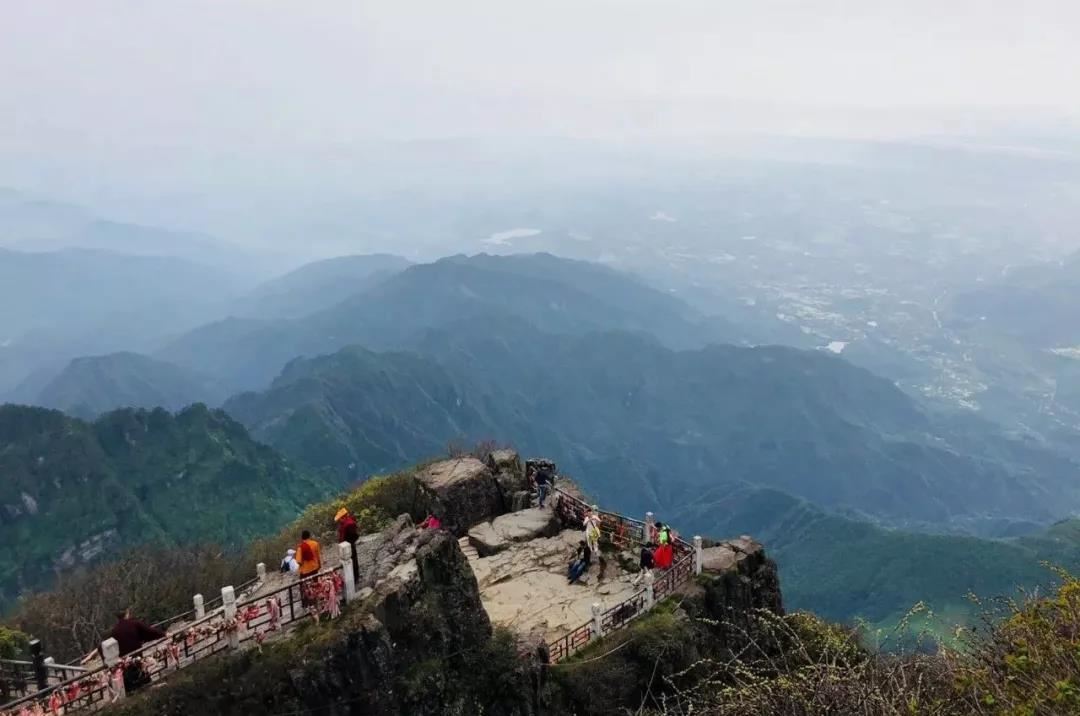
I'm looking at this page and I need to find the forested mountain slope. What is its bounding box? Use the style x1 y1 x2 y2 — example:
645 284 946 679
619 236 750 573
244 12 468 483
0 403 331 607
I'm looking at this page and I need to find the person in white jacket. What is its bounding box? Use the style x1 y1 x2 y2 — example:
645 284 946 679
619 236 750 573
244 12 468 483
279 548 299 574
583 506 601 554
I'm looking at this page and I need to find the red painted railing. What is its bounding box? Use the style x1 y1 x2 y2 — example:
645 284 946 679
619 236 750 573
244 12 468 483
545 487 697 664
1 568 346 716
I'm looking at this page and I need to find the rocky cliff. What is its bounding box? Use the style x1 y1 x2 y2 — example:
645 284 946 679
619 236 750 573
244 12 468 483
110 453 783 716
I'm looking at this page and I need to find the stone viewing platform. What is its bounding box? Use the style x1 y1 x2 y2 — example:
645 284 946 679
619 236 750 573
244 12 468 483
470 526 643 642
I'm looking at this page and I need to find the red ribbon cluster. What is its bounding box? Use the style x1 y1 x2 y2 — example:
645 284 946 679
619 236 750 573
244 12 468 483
4 576 349 716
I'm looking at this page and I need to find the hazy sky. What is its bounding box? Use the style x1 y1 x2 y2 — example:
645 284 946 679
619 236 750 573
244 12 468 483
3 0 1080 228
4 0 1079 153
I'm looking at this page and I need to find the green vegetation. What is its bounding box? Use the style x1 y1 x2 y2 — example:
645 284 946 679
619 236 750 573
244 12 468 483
5 463 436 660
0 403 334 609
35 352 218 418
225 347 487 481
550 574 1080 716
0 626 27 659
677 485 1080 636
244 468 435 571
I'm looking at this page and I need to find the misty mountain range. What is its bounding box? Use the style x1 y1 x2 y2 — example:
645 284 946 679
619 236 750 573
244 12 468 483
3 154 1080 630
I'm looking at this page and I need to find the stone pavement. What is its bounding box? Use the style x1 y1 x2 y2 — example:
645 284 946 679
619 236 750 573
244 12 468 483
467 528 643 642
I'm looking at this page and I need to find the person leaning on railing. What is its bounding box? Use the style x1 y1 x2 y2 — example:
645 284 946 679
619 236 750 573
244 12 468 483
108 608 165 693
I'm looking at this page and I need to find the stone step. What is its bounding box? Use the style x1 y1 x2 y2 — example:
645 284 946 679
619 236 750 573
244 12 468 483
457 536 480 561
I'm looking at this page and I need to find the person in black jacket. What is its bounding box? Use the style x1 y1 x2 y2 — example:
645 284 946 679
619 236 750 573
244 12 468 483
567 540 592 584
534 467 552 508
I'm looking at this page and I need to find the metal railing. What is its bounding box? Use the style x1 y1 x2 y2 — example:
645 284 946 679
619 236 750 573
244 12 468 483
148 574 262 633
0 662 114 715
545 622 594 665
1 568 346 716
545 486 699 664
1 657 90 704
123 566 346 688
0 660 33 702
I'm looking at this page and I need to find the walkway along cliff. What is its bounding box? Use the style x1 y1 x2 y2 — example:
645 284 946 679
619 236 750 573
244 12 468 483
1 450 783 716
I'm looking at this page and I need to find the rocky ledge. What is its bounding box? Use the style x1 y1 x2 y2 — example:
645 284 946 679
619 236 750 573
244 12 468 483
467 507 561 556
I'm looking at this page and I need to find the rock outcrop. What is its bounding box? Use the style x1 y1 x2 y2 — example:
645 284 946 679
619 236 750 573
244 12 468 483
467 508 561 556
488 449 531 512
699 535 784 619
414 451 530 536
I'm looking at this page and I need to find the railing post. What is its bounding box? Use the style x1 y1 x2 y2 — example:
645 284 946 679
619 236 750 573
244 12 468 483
222 586 239 648
338 542 357 602
256 562 267 582
591 602 603 639
645 511 655 542
28 639 46 691
100 638 126 701
644 570 655 610
42 656 56 688
193 593 205 619
693 535 704 575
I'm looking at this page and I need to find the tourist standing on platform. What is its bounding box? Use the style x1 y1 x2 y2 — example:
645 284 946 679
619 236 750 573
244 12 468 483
297 530 322 606
533 466 552 508
583 506 601 554
335 508 360 582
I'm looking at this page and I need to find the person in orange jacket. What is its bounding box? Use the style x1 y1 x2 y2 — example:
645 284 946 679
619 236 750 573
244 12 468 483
297 529 321 606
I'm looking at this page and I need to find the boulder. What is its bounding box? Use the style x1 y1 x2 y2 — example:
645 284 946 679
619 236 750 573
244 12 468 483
700 536 766 572
488 449 529 512
414 457 503 536
510 490 532 512
487 449 524 480
468 508 561 556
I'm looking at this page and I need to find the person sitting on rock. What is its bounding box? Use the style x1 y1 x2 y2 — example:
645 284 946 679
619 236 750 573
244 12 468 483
418 512 442 530
567 540 592 585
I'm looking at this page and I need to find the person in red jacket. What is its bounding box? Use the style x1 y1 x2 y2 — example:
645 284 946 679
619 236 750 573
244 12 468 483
109 608 165 692
335 508 360 582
